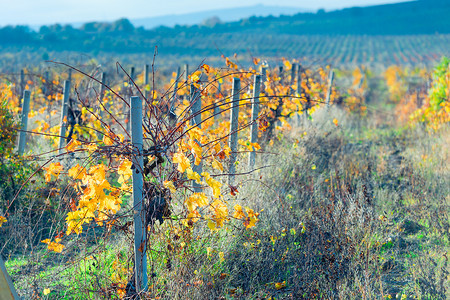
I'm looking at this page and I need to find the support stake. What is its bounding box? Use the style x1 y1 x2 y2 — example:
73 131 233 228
131 95 148 293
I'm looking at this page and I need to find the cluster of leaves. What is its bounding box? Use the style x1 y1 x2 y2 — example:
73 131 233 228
410 57 450 130
386 57 449 130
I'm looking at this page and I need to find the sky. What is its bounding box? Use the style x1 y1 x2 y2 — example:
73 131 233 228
0 0 411 26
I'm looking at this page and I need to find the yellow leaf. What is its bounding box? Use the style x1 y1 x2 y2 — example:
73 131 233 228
202 64 210 73
283 58 292 70
0 216 7 227
333 118 338 126
202 172 222 198
219 251 225 262
42 238 64 253
275 281 286 290
86 143 98 152
186 210 201 224
233 204 245 219
163 180 177 193
185 193 208 212
173 151 191 173
211 159 224 172
207 220 216 231
244 207 259 229
207 247 212 258
118 159 132 184
189 70 202 82
117 134 125 143
68 164 87 180
43 288 51 295
186 168 201 183
44 162 63 182
211 199 228 227
103 134 115 145
66 139 82 152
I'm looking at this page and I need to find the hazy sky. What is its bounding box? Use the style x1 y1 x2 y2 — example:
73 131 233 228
1 0 411 26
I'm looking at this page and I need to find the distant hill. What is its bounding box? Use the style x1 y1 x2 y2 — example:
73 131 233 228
0 0 449 66
132 5 309 29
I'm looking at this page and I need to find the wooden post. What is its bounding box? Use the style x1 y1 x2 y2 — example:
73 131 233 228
213 81 221 118
18 90 30 156
125 67 135 134
190 84 202 193
290 64 297 87
144 64 150 100
183 64 189 100
184 64 189 82
297 64 303 126
130 67 136 82
43 70 49 98
228 78 240 186
0 257 21 300
248 75 261 170
58 80 71 154
97 72 107 140
19 69 25 102
278 66 284 84
261 67 267 94
326 70 335 107
171 66 181 111
130 95 148 293
277 66 284 126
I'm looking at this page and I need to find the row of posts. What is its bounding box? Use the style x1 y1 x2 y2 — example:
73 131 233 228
17 64 334 166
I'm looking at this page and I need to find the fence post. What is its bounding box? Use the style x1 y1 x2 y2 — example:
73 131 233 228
43 70 50 98
144 64 150 100
248 75 261 170
171 66 181 112
19 69 25 102
326 70 335 107
0 257 21 300
190 84 202 193
228 78 240 186
58 80 71 154
97 72 107 140
130 95 148 293
297 64 303 126
290 64 297 87
18 90 31 156
213 81 221 118
184 64 189 82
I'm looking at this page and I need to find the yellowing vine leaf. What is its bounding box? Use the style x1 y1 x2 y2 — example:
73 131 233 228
68 164 87 180
66 139 82 152
117 159 132 184
202 172 222 198
103 134 115 145
186 168 201 183
185 192 208 212
163 180 177 193
233 204 245 219
275 281 286 290
41 238 64 253
44 162 63 182
173 151 191 173
0 216 7 227
210 199 228 227
244 207 259 229
211 159 224 172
